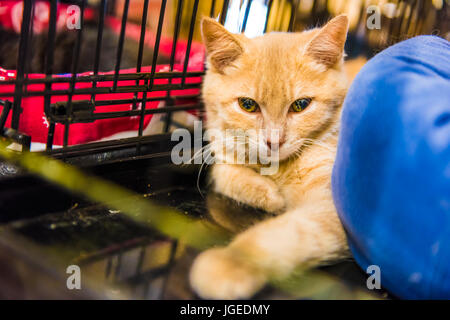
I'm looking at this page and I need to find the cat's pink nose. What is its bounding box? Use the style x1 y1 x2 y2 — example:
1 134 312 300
266 138 285 150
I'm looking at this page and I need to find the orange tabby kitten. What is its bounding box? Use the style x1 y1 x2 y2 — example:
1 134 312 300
190 15 355 299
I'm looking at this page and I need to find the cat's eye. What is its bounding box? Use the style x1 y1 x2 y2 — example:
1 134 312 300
238 97 259 113
291 98 312 112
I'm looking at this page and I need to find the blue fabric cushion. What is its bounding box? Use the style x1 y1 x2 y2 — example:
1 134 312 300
332 36 450 299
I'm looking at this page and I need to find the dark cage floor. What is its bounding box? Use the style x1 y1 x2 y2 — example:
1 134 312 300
0 146 389 300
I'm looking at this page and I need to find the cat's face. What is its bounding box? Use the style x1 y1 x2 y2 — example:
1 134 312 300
202 15 349 163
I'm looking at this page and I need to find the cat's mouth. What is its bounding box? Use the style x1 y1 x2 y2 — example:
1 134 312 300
259 143 300 163
207 135 303 165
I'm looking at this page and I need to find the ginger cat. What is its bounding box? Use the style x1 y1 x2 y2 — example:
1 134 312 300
190 15 357 299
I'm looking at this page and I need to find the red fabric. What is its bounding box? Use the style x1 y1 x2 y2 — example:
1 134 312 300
0 3 205 146
0 65 202 146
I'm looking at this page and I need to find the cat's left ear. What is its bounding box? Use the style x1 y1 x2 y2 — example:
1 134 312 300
201 17 244 73
304 15 349 68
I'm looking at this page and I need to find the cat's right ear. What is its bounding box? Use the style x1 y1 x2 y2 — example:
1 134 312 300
304 15 349 68
201 17 244 73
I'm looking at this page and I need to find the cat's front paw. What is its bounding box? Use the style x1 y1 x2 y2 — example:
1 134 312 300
262 188 285 214
212 165 286 214
190 248 266 300
223 177 285 214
